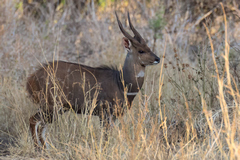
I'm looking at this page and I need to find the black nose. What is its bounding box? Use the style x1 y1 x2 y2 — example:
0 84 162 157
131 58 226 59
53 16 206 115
154 57 160 64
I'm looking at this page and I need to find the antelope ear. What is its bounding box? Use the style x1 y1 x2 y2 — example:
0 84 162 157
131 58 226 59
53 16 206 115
122 37 131 52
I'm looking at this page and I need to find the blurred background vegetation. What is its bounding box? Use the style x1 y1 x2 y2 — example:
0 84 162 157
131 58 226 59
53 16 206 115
0 0 240 159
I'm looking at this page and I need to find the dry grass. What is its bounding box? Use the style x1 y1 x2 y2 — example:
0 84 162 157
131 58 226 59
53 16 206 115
0 0 240 159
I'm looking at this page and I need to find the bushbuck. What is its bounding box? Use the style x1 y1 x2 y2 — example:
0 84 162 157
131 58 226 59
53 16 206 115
27 12 160 149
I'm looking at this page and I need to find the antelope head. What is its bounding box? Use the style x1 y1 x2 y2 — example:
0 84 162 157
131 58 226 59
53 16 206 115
115 12 160 66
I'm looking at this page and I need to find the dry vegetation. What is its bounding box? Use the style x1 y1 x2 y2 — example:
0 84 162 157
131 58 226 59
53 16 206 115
0 0 240 159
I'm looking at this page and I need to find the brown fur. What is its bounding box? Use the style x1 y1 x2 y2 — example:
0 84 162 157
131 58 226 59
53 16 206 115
27 12 160 149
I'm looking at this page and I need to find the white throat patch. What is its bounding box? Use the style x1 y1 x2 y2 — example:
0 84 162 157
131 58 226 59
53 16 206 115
136 70 145 78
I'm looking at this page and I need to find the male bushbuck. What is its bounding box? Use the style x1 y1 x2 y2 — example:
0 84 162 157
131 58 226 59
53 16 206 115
27 12 160 149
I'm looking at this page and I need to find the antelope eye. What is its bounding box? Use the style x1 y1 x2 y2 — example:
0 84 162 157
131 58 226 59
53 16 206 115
138 50 144 54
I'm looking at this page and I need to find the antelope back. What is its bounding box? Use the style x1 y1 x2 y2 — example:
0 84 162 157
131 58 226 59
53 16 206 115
27 61 124 114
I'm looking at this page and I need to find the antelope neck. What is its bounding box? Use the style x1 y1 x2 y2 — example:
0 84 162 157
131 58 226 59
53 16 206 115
122 53 145 94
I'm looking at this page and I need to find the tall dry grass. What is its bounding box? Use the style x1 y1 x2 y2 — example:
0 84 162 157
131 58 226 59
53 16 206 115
0 0 239 159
